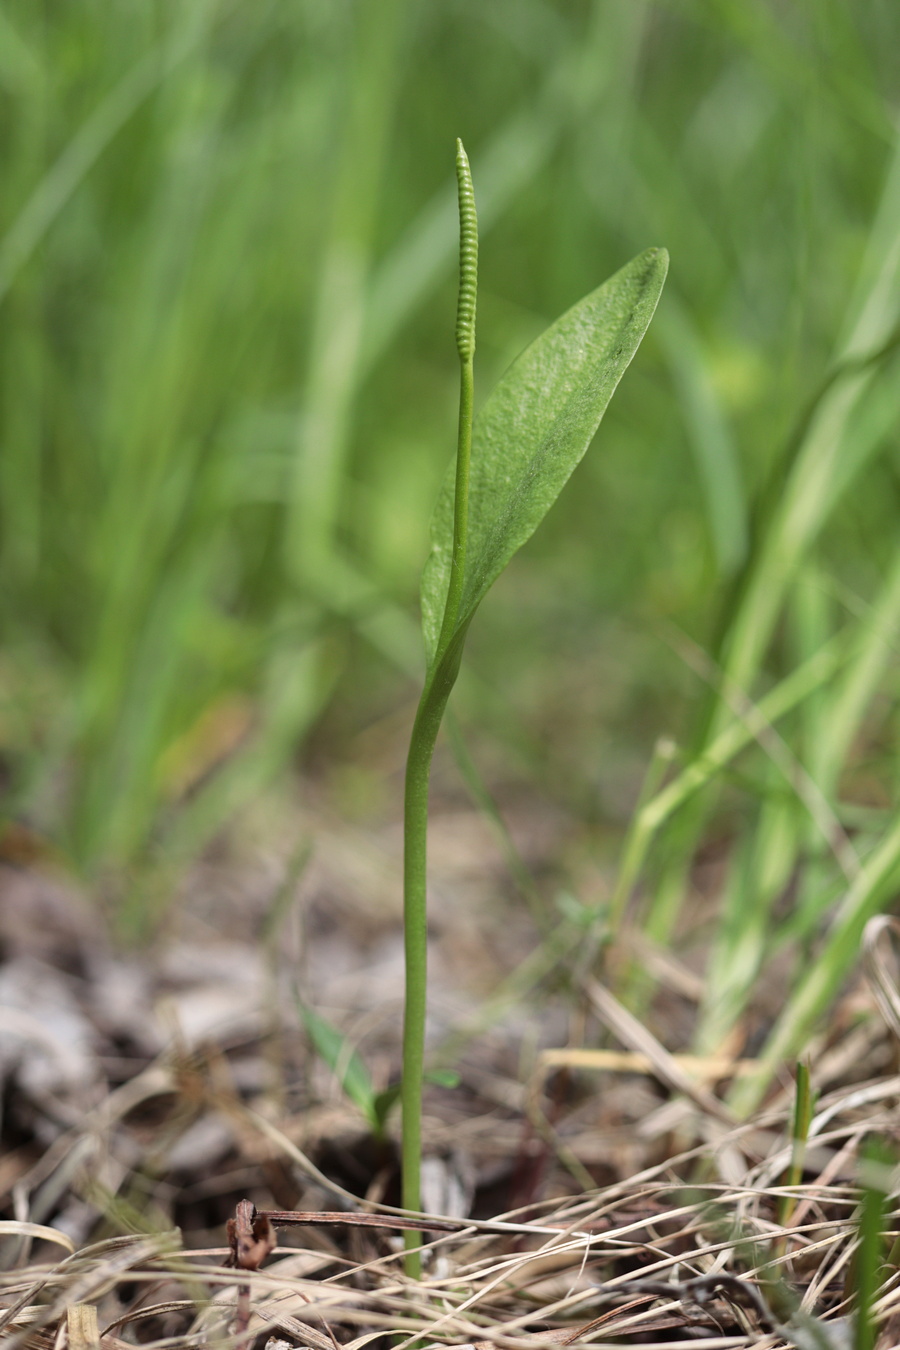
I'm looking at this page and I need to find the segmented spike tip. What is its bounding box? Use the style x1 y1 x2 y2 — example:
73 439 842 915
455 138 478 361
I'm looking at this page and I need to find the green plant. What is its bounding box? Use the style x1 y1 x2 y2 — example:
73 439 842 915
4 5 900 979
400 139 667 1274
773 1060 815 1263
852 1141 892 1350
778 1061 814 1228
298 1000 458 1144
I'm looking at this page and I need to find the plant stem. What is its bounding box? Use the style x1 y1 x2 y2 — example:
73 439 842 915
774 1061 813 1257
401 664 453 1277
401 139 477 1280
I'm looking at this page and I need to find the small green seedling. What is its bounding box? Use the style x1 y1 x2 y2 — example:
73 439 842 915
777 1059 815 1234
299 1001 457 1143
851 1140 892 1350
401 139 667 1274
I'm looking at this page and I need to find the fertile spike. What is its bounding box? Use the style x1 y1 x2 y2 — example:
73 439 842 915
455 138 478 361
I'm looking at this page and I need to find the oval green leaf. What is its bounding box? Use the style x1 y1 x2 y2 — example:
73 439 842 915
421 246 668 666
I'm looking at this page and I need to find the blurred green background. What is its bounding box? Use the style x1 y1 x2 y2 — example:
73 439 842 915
3 0 900 1062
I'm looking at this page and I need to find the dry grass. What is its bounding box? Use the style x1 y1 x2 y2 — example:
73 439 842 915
3 1010 900 1347
1 1133 896 1349
3 833 900 1348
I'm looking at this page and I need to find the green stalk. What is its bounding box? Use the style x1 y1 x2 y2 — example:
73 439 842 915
776 1061 813 1243
853 1141 890 1350
401 140 477 1279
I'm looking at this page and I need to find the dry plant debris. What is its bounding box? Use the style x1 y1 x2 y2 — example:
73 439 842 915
2 844 900 1347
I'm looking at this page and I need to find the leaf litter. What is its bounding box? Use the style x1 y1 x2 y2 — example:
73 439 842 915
1 784 899 1348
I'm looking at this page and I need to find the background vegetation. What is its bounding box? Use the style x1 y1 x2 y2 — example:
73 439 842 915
3 0 900 1091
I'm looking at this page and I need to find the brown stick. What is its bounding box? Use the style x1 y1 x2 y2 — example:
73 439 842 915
257 1208 463 1233
226 1198 666 1249
226 1199 276 1339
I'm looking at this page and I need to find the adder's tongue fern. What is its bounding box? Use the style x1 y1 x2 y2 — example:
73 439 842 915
400 137 666 1280
401 139 478 1279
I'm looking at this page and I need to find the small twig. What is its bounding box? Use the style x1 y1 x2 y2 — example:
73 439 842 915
226 1198 666 1245
225 1199 276 1339
257 1208 464 1233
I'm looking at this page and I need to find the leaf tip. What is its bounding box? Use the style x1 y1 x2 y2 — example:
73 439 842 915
646 245 670 274
631 246 669 307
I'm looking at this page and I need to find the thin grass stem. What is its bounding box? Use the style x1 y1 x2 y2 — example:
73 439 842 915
776 1061 813 1237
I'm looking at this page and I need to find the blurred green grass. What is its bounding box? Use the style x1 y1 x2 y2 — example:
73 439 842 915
3 0 900 1075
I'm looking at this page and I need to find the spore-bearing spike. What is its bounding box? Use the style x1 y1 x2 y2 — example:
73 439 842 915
455 138 478 361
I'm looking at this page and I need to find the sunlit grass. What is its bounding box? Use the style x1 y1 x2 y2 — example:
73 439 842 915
1 0 900 1093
